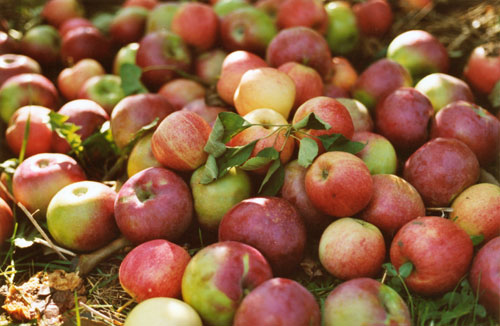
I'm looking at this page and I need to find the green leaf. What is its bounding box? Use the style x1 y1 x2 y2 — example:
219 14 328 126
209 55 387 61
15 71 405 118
259 159 285 196
218 111 251 143
318 134 342 151
240 147 279 171
122 118 159 155
382 263 397 277
474 304 487 318
18 111 31 163
470 234 484 246
292 112 331 131
203 116 226 158
488 79 500 108
47 111 84 156
217 140 257 177
398 261 413 279
332 140 366 154
120 63 148 96
298 137 319 168
200 155 218 184
319 133 365 154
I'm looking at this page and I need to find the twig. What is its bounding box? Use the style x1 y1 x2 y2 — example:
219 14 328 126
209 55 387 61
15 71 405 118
78 301 123 326
77 236 132 276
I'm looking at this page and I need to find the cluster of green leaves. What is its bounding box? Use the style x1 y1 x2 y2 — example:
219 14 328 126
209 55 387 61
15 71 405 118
200 111 364 196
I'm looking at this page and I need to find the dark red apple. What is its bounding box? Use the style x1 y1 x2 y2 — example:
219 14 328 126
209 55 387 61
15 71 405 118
0 31 18 55
110 6 149 45
61 26 112 65
0 54 41 87
20 25 61 66
58 17 94 38
0 197 13 248
42 0 85 28
124 0 159 10
278 61 323 111
353 0 393 37
464 42 500 94
158 78 206 111
276 0 328 34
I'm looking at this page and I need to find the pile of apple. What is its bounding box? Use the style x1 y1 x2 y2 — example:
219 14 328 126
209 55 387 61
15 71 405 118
0 0 499 324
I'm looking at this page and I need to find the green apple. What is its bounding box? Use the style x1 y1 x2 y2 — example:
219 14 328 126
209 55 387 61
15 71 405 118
352 131 397 175
127 133 162 178
324 2 359 54
124 297 203 326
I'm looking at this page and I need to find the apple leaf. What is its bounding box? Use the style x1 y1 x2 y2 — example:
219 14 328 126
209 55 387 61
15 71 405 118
120 63 148 96
218 112 251 143
47 111 84 156
121 118 159 155
489 79 500 108
398 261 413 279
319 133 365 154
18 110 31 163
318 134 342 151
259 159 285 196
470 234 484 246
217 140 257 177
240 147 279 171
382 262 398 277
200 155 219 184
204 116 226 158
292 112 331 131
332 139 366 154
298 137 319 168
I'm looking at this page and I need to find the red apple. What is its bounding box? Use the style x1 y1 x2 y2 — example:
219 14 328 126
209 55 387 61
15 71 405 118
336 98 373 132
195 49 227 85
278 61 323 112
20 25 61 66
145 2 180 34
0 54 41 87
325 56 358 93
58 17 93 38
158 78 206 111
61 26 112 65
119 239 191 301
114 167 193 244
124 0 159 10
390 216 473 296
57 58 105 100
276 0 328 34
181 99 229 127
352 131 397 175
42 0 85 28
0 197 14 248
124 297 202 326
464 42 500 94
403 137 480 207
353 0 393 37
0 31 18 55
399 0 432 10
110 6 149 45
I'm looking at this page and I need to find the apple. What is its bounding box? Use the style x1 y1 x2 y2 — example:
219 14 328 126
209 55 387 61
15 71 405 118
234 67 296 119
136 30 192 90
78 74 125 115
158 78 206 111
195 49 227 85
414 73 474 113
114 167 193 244
325 56 358 94
276 0 328 34
351 131 397 175
281 160 331 232
226 108 295 174
399 0 432 10
90 12 115 36
61 26 112 66
112 42 139 75
319 218 385 280
191 166 252 231
324 1 359 55
145 2 179 33
403 137 480 207
305 151 373 217
216 50 268 105
110 6 149 45
323 278 411 326
0 197 14 248
42 0 84 28
266 26 332 79
233 278 321 326
278 61 324 112
0 73 59 123
58 17 94 38
255 0 286 17
464 42 500 94
151 111 211 171
52 99 109 154
127 133 162 177
390 216 473 296
358 174 426 238
123 0 159 10
171 3 219 51
213 0 251 17
119 239 191 301
124 297 202 326
430 100 500 166
387 29 449 81
375 87 434 155
0 54 41 87
220 7 277 55
352 58 412 111
469 236 500 318
219 196 307 274
181 99 229 126
336 98 373 132
0 31 18 55
46 181 118 251
450 183 500 244
110 93 174 149
12 153 86 218
181 241 273 326
6 105 52 157
20 25 61 66
322 84 349 98
353 0 393 37
57 58 105 100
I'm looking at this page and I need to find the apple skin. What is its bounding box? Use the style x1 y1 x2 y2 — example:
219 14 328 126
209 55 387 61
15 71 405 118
12 153 87 218
352 131 397 175
124 0 159 10
171 3 219 51
151 111 211 171
127 133 162 177
46 181 118 251
403 137 480 207
469 236 500 318
266 26 332 80
112 42 139 75
181 99 229 127
219 196 307 275
390 216 473 296
119 239 191 302
0 54 41 87
61 26 112 66
114 167 193 244
42 0 85 28
58 17 94 38
195 49 227 85
136 30 192 91
352 58 412 111
326 56 358 93
375 87 434 155
305 151 373 217
464 43 500 94
324 1 359 55
319 218 385 280
0 31 18 55
124 297 203 326
430 101 500 167
20 25 61 66
110 6 149 45
399 0 432 10
276 0 328 34
57 58 105 100
387 29 449 81
52 99 109 154
181 241 273 326
216 50 268 105
450 183 500 244
0 197 14 249
336 98 373 132
281 160 331 232
233 278 321 326
353 0 393 37
191 166 252 231
358 174 426 238
234 67 296 119
78 74 125 115
323 278 411 326
6 105 52 157
0 73 59 123
158 78 206 111
145 2 180 33
414 73 474 113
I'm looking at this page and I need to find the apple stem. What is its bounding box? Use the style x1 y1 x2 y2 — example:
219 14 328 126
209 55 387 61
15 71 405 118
76 236 132 276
